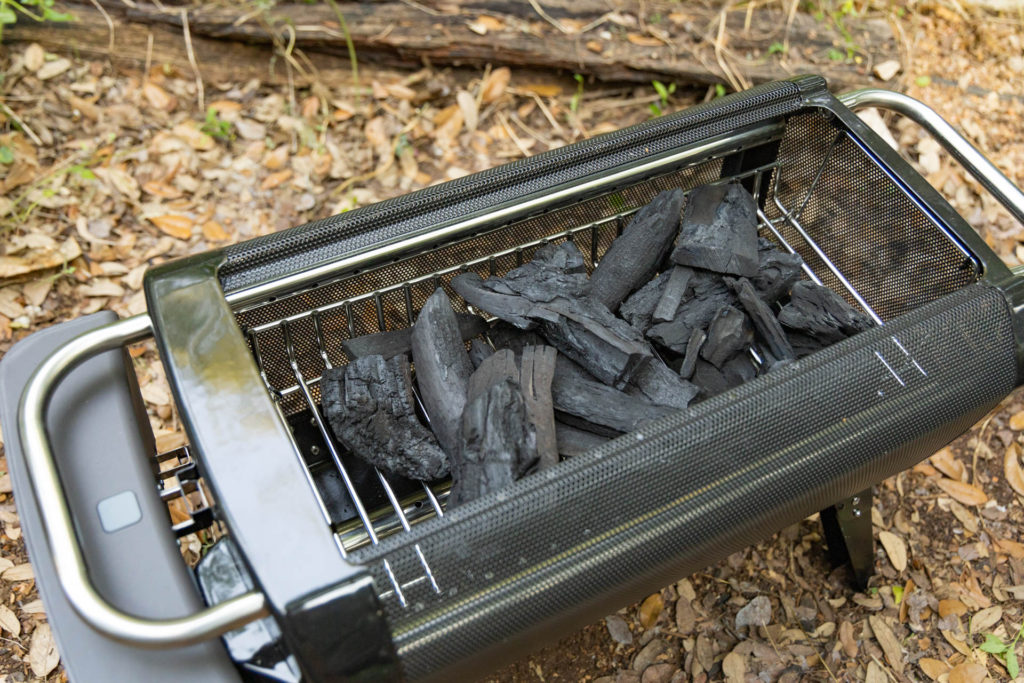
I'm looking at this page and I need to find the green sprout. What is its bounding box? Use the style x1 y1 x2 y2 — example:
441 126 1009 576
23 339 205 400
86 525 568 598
979 623 1024 679
200 106 233 141
649 80 676 116
570 73 584 113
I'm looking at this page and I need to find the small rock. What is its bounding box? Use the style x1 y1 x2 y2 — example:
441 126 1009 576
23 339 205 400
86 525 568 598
23 43 45 72
873 59 901 81
633 639 678 672
642 663 677 683
735 595 772 629
616 671 641 683
639 593 664 628
606 615 633 645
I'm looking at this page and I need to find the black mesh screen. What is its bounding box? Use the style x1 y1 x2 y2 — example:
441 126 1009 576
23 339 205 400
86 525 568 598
765 110 979 319
362 283 1015 680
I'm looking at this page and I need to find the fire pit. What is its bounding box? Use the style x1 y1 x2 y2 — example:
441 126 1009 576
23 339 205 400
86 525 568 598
2 76 1023 682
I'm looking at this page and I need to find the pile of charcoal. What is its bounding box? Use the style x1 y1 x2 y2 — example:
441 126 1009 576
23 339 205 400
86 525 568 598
320 183 873 507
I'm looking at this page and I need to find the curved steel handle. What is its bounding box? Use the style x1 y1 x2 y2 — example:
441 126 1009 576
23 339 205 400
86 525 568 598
839 89 1024 227
17 313 268 647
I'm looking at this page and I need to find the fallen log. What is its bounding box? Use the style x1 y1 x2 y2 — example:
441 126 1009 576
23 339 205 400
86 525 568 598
21 1 896 89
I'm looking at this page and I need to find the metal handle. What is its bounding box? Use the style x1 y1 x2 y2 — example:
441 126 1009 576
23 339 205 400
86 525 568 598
839 88 1024 227
16 313 268 647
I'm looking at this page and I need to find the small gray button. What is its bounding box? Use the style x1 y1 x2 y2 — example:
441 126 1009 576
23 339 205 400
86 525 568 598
97 490 142 533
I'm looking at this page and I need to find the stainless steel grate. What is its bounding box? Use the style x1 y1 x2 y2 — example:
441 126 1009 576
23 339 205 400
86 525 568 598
234 113 980 609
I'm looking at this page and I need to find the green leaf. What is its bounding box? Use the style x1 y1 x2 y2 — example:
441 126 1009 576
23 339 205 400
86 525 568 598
714 83 726 98
828 48 845 62
0 145 13 164
0 7 16 24
915 75 932 87
980 633 1009 655
652 80 669 101
768 41 786 55
42 7 73 21
892 585 904 605
70 164 96 180
648 102 661 117
1009 651 1020 679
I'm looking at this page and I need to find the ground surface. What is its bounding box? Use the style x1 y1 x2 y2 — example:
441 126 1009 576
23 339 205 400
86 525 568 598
0 3 1022 682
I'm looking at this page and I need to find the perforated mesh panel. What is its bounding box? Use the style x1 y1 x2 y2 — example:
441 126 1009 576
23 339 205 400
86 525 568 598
364 284 1015 679
765 111 979 319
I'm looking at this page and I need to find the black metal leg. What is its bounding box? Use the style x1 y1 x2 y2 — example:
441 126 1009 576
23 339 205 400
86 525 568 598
820 488 874 589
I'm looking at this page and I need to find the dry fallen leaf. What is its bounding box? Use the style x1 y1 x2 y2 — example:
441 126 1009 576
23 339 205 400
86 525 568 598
37 57 71 80
838 620 858 657
1004 442 1024 496
143 81 177 112
626 32 663 47
941 628 971 656
586 40 604 53
28 623 60 677
202 220 230 242
938 598 968 618
931 447 966 481
261 169 293 190
172 122 215 151
869 615 904 675
142 180 183 199
1008 410 1024 430
0 238 81 280
2 563 34 582
0 603 20 637
481 67 511 104
935 478 989 506
878 530 908 572
457 90 479 132
722 651 746 682
970 605 1003 634
21 599 45 614
864 660 887 683
23 43 45 73
918 657 949 681
0 474 11 494
638 592 663 628
149 215 194 240
263 145 290 170
948 661 987 683
993 536 1024 559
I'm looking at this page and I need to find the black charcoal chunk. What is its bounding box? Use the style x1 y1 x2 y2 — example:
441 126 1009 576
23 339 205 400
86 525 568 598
587 189 684 310
410 288 474 456
538 297 651 389
626 355 698 410
700 305 753 368
691 354 756 399
786 331 828 359
556 421 611 457
678 328 706 380
451 272 541 330
342 313 487 360
778 281 874 345
497 241 589 302
449 378 538 508
619 272 670 333
652 266 693 323
519 345 559 470
647 319 695 355
551 356 675 434
729 277 795 361
467 348 520 398
321 355 448 481
647 270 735 354
671 184 759 277
468 338 494 369
753 238 804 303
487 322 545 354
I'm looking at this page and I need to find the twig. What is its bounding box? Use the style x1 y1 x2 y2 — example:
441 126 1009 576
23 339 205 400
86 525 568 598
528 0 571 34
973 411 997 486
0 102 42 147
327 159 393 199
398 0 444 16
89 0 115 53
325 0 360 92
497 112 532 157
509 113 554 148
144 31 154 79
530 93 564 134
180 9 205 113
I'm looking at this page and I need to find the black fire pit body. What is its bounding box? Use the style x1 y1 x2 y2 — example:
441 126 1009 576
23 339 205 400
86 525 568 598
4 75 1024 683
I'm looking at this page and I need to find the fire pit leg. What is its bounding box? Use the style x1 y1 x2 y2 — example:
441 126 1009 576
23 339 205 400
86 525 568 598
820 488 874 589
